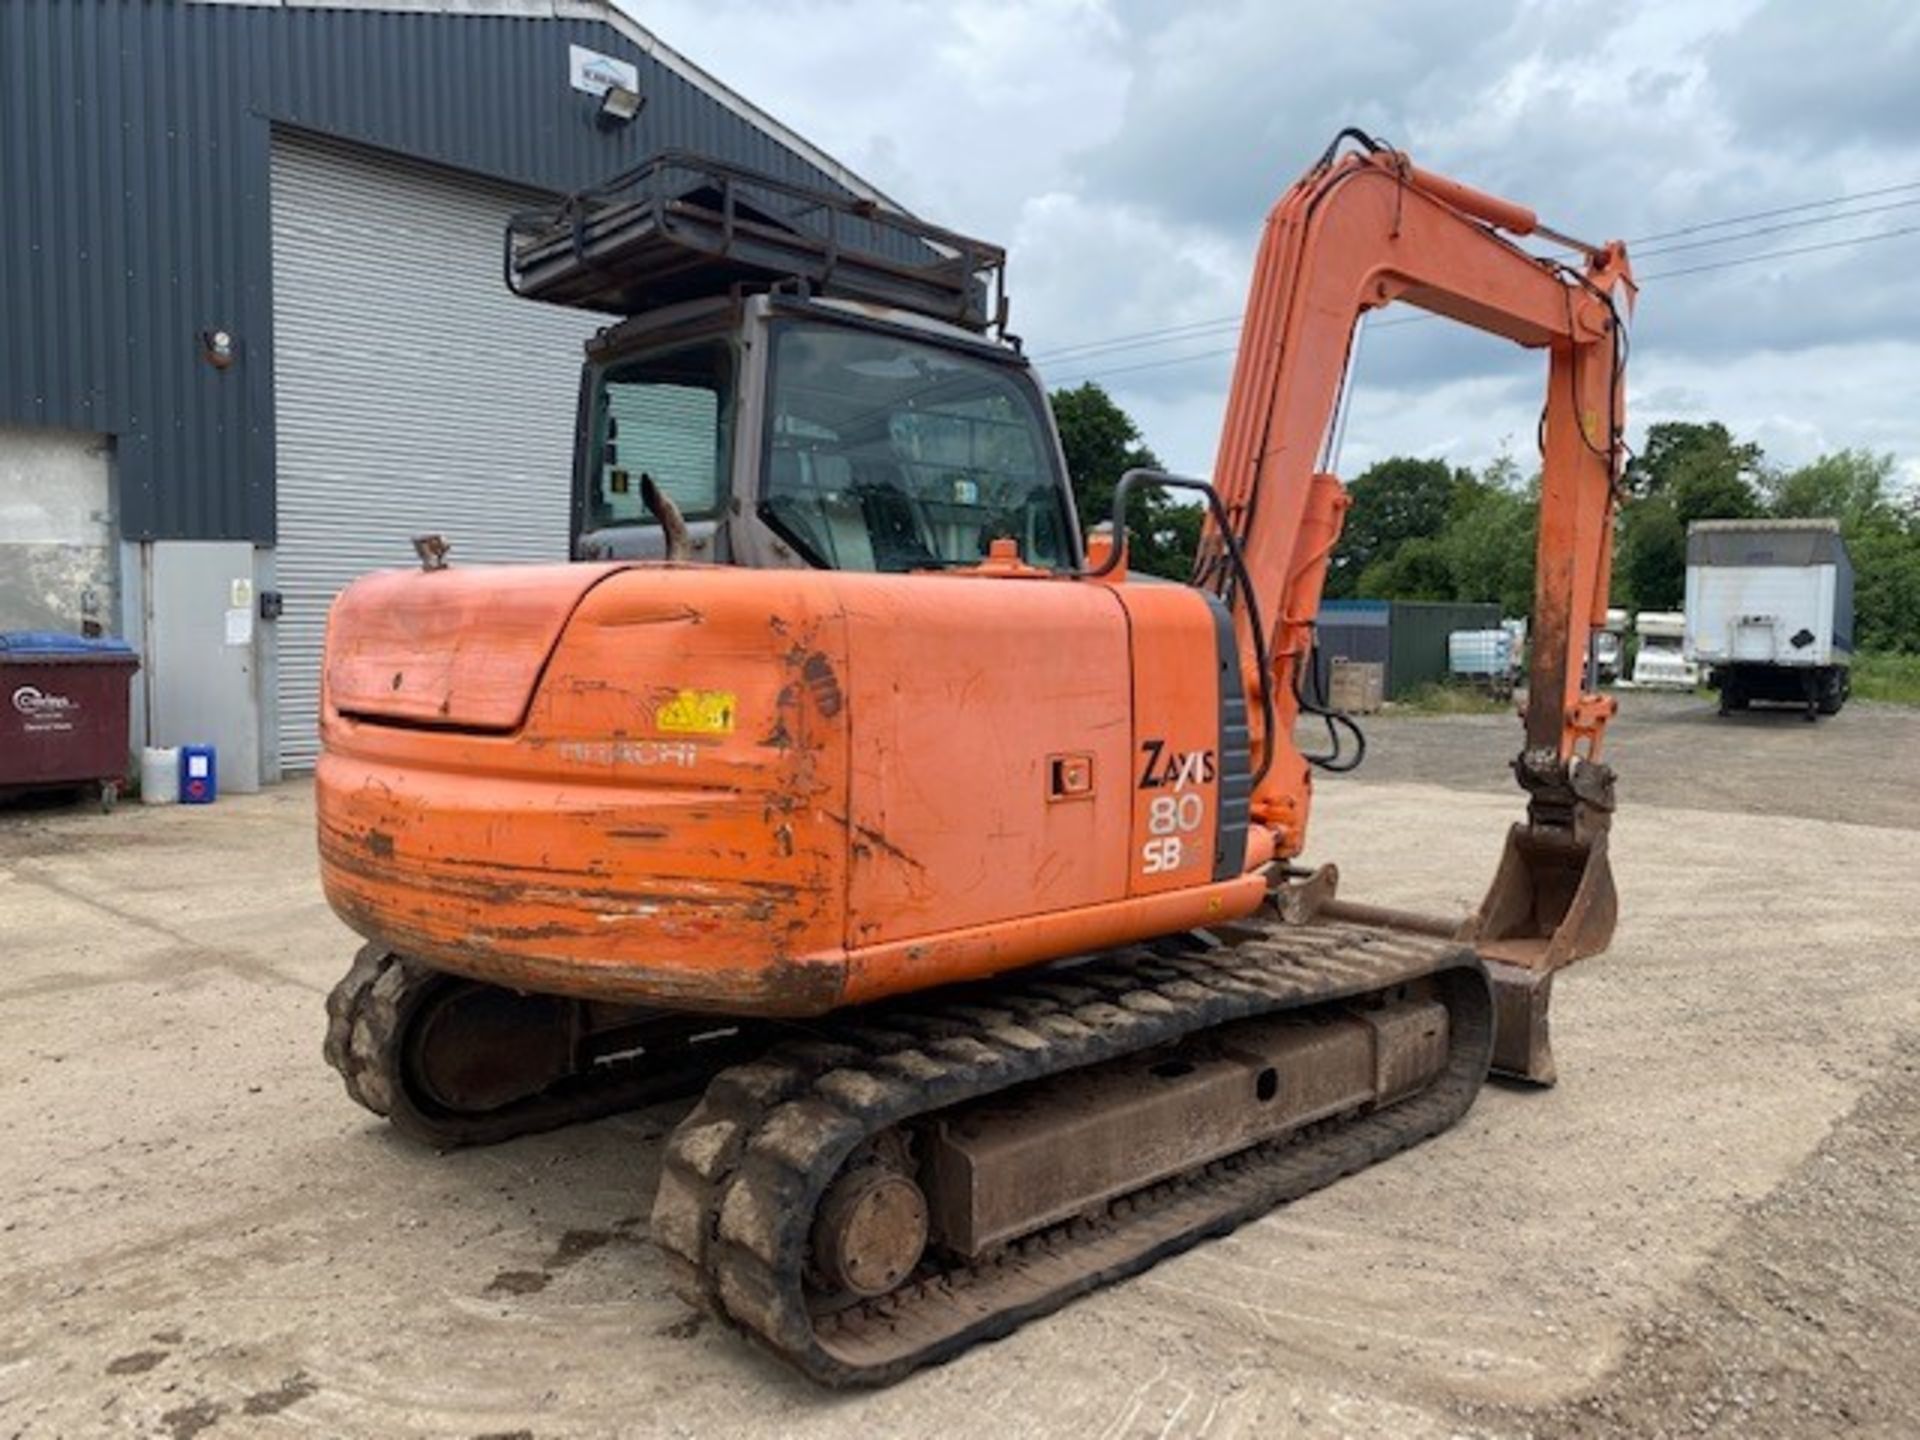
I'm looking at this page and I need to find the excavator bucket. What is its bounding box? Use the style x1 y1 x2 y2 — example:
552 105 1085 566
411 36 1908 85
1470 823 1618 969
1462 824 1618 1086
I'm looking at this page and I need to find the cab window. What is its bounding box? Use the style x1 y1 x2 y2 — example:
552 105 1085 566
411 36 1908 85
760 323 1071 572
585 339 732 532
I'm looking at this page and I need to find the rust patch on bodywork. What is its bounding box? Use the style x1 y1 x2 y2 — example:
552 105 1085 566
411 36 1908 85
760 687 796 749
757 955 848 1013
317 808 841 1013
800 650 843 717
594 602 704 628
321 828 799 917
326 882 847 1014
440 853 611 881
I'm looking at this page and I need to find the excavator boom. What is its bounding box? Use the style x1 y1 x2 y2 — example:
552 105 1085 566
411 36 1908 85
1186 134 1631 1078
1210 138 1631 795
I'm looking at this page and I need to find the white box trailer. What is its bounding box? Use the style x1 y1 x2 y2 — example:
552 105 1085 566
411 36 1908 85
1684 518 1852 719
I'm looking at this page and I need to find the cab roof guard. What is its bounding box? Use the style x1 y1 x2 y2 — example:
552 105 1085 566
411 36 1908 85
504 150 1010 335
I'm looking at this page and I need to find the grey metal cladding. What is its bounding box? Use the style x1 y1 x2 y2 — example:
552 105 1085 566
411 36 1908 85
0 1 865 543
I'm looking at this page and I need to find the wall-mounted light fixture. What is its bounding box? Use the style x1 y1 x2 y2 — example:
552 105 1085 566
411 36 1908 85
201 328 236 369
597 83 643 129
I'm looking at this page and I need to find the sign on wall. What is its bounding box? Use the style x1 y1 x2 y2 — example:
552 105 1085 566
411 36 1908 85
568 44 638 97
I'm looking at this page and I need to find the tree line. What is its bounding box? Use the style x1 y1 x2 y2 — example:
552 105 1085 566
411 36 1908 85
1324 423 1920 653
1051 383 1920 655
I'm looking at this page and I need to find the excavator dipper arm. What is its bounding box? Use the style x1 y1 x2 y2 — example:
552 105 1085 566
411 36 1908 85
1196 134 1633 1080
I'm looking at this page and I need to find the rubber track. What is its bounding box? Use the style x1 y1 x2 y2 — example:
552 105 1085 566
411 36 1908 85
651 919 1493 1386
322 943 755 1148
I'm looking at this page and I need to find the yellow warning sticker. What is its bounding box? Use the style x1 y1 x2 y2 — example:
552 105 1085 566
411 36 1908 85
656 689 737 735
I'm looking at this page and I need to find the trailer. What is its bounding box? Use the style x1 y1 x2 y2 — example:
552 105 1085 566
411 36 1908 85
1684 519 1852 720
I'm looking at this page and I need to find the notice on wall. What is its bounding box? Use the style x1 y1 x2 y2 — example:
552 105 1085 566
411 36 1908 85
569 43 638 97
224 607 253 648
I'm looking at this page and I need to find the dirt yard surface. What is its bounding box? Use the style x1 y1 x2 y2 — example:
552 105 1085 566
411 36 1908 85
1341 687 1916 831
3 689 1917 1438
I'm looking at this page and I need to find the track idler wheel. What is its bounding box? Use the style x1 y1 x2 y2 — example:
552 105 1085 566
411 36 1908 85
324 947 579 1145
808 1132 928 1304
813 1171 929 1300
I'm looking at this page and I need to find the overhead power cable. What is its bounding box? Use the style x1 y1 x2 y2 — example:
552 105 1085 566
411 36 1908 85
1042 224 1920 387
1034 315 1241 363
1626 195 1920 260
1627 178 1920 246
1637 222 1920 279
1031 177 1920 367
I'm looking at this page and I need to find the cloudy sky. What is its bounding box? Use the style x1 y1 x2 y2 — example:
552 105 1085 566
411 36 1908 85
624 0 1920 490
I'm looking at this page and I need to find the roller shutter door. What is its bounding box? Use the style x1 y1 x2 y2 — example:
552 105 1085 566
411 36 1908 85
269 131 602 770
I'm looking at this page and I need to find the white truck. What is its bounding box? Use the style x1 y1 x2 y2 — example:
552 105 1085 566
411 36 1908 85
1630 611 1698 690
1594 607 1628 684
1684 518 1852 720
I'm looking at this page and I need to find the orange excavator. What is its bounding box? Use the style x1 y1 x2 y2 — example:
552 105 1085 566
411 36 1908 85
318 131 1630 1384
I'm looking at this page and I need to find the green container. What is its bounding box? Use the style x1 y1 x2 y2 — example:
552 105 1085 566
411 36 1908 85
1384 600 1501 698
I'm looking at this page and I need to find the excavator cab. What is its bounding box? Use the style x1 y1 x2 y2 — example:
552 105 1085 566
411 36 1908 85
503 151 1082 576
567 294 1081 575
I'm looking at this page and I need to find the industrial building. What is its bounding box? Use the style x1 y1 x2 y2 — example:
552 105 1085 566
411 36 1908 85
1315 598 1503 699
0 0 882 787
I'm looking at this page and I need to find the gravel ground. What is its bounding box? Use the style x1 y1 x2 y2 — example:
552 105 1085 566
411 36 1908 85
1 688 1916 1438
1334 688 1920 1439
1334 687 1915 830
1508 1048 1920 1440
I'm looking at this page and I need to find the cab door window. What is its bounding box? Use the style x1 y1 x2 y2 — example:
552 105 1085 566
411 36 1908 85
586 339 732 532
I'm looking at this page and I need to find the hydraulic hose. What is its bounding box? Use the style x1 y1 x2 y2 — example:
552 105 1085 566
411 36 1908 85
1081 468 1279 789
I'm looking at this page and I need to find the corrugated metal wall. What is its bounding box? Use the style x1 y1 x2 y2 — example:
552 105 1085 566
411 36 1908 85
1315 598 1502 697
270 131 607 767
1312 601 1390 698
0 0 867 544
603 385 727 518
1385 600 1502 697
